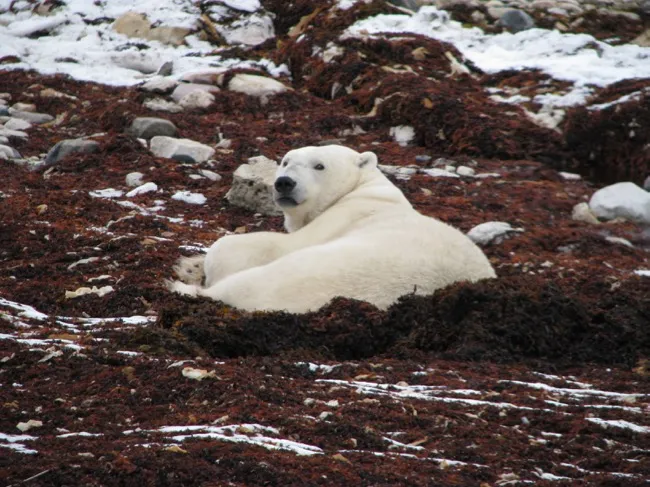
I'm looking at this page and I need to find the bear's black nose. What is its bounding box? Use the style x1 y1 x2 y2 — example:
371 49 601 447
274 176 296 194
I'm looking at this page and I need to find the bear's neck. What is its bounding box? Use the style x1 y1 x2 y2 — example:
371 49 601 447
283 214 303 233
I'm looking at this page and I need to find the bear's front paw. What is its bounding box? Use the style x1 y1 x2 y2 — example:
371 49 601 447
165 279 200 298
173 255 206 286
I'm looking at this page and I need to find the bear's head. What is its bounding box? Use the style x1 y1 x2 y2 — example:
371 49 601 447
274 145 378 232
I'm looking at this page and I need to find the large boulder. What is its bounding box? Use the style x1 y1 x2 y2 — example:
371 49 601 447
225 155 281 216
589 182 650 224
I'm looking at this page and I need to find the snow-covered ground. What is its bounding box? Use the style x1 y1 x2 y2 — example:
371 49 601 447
0 0 286 85
1 1 649 111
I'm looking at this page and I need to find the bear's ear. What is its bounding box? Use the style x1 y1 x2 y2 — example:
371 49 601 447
358 151 378 169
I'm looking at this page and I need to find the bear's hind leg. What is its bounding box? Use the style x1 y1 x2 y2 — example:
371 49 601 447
173 255 206 286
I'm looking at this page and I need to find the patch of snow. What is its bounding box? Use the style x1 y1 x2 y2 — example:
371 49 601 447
0 0 288 85
129 424 323 456
0 297 49 321
559 172 581 181
0 432 38 455
317 380 552 413
421 168 459 178
586 418 650 434
172 191 207 205
67 256 100 270
500 380 645 402
296 362 340 374
389 125 415 146
57 432 103 439
337 0 372 10
89 188 124 199
126 182 158 197
343 7 650 110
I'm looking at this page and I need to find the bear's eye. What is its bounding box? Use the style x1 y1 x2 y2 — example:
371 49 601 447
282 161 288 167
314 163 325 171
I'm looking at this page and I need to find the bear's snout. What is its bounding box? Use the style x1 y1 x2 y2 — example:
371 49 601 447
275 176 297 194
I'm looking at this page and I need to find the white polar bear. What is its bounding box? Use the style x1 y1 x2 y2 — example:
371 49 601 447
169 145 495 313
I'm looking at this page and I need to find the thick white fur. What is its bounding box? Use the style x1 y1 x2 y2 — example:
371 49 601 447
169 145 495 313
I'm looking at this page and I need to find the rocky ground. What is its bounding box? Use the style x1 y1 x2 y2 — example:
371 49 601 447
1 1 650 486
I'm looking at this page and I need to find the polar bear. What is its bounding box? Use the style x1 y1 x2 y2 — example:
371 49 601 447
168 145 495 313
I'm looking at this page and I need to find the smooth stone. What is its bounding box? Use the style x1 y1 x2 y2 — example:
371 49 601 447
0 144 22 159
113 11 151 38
456 165 476 177
496 9 535 33
171 83 220 103
589 182 650 224
8 110 54 124
45 139 100 165
4 117 32 131
143 97 183 113
467 221 524 245
228 73 289 99
126 182 158 197
197 169 221 181
147 26 192 46
139 76 178 94
180 70 224 85
127 117 178 139
0 127 28 138
112 11 191 46
150 136 215 163
178 90 215 110
572 202 600 224
216 12 275 46
11 102 36 112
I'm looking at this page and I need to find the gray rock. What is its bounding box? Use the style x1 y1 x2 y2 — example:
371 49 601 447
156 61 174 76
4 117 32 131
225 155 281 216
571 202 600 225
589 182 650 224
467 221 524 245
139 76 178 94
171 83 220 103
497 9 535 33
112 11 191 46
197 169 221 182
149 136 215 163
126 172 145 187
178 90 215 110
127 117 178 139
456 165 476 177
0 106 9 116
644 175 650 191
45 139 100 165
8 110 54 125
0 127 28 139
227 74 289 101
0 144 21 159
142 97 183 113
11 102 36 112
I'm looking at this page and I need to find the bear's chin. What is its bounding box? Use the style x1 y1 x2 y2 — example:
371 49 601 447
275 197 300 208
